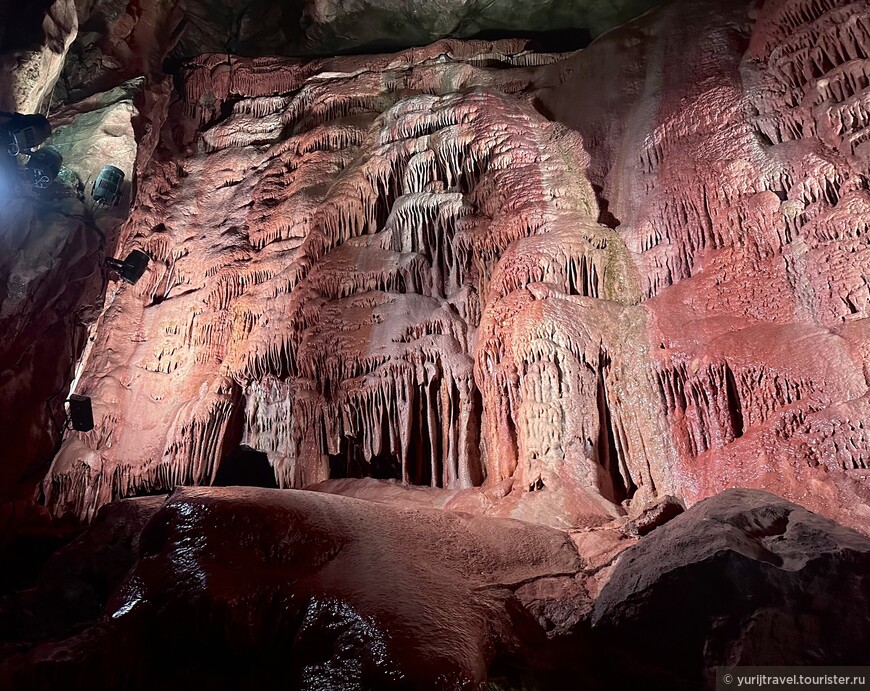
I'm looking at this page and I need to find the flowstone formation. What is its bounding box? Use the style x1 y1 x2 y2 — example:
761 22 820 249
41 0 870 535
45 39 648 523
536 0 870 530
4 0 870 689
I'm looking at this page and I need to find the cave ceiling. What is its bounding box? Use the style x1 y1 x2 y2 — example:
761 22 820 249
45 0 665 103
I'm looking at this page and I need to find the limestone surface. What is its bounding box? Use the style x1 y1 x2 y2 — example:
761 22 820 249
33 0 870 536
3 1 870 687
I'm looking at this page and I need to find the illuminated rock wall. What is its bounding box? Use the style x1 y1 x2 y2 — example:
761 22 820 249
42 0 870 532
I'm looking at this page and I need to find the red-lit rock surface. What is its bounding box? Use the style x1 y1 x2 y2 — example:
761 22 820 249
4 1 870 686
528 0 870 531
3 488 869 690
31 0 870 535
41 38 632 523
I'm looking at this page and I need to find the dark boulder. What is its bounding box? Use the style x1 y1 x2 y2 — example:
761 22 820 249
593 489 870 689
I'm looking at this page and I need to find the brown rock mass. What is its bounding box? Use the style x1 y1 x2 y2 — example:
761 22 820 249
4 488 869 689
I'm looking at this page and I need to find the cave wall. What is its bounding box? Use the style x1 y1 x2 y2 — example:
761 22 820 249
1 0 868 533
38 0 870 533
0 2 139 507
45 40 634 519
0 0 669 534
536 0 870 529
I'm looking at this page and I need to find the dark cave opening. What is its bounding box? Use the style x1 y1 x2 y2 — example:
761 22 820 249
328 438 403 482
408 383 436 487
466 27 592 53
468 384 485 486
504 407 519 478
213 445 278 488
0 0 55 53
723 363 745 439
328 377 484 488
328 438 368 479
370 453 402 481
596 352 635 504
591 184 621 229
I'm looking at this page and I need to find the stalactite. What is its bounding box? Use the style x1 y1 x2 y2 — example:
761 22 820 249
42 1 870 528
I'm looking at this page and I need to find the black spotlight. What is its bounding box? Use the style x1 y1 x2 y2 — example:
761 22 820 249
106 249 150 285
25 146 63 189
68 395 94 432
91 164 125 206
3 113 52 156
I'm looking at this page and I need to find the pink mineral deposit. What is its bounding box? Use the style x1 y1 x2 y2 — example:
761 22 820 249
25 0 868 536
1 0 869 687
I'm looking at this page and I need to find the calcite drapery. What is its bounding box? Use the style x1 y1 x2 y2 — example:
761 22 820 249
47 40 643 520
534 0 870 531
42 0 870 534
